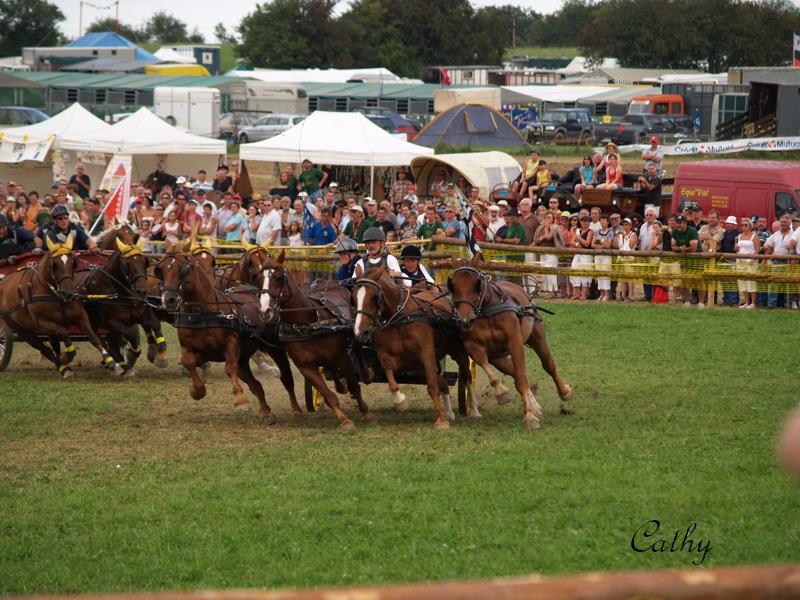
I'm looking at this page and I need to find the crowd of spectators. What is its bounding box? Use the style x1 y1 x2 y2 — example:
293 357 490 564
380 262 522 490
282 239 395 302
1 153 799 310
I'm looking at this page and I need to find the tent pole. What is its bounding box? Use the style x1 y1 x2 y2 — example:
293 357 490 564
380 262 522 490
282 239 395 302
370 162 374 198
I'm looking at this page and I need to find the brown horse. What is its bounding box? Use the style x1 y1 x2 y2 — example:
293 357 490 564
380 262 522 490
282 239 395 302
156 241 282 422
259 249 373 429
352 266 480 429
0 234 124 378
74 235 169 375
447 254 573 430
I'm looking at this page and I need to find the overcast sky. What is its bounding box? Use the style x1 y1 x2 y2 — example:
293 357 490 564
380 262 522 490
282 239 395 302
54 0 567 42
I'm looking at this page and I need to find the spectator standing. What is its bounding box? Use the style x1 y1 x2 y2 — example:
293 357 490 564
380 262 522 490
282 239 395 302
670 215 699 306
519 198 539 293
343 205 369 243
441 205 465 240
223 200 244 243
592 214 614 301
390 171 409 206
199 202 217 238
615 217 638 301
216 192 234 238
533 211 563 297
255 197 281 246
418 206 444 240
485 204 506 242
212 166 233 195
570 215 593 300
297 159 328 201
470 203 488 242
192 169 213 193
638 207 658 301
245 205 261 244
697 209 724 308
163 210 182 246
69 163 91 201
287 222 303 246
588 206 602 233
735 217 759 309
636 164 663 206
765 214 794 309
642 136 664 176
269 171 292 198
429 171 448 200
311 208 337 245
720 215 741 306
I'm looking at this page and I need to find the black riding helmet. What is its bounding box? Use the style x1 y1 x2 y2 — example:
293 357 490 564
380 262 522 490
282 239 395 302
51 205 70 219
400 245 422 260
362 227 386 242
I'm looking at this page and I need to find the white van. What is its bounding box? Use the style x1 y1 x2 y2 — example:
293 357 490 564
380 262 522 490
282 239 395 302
154 87 220 137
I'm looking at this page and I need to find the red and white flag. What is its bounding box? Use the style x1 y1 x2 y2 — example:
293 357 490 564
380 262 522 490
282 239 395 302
439 67 451 86
794 33 800 67
88 154 132 235
104 170 130 222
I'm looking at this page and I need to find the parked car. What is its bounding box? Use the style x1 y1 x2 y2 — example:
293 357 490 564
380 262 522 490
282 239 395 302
524 108 594 144
357 107 419 141
218 112 256 141
595 113 691 145
237 114 305 143
0 106 48 127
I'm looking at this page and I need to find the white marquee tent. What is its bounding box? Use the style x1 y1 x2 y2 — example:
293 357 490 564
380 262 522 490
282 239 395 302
59 107 227 183
239 111 433 196
0 103 110 193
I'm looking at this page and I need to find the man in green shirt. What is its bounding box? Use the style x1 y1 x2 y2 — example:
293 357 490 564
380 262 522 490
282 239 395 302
670 214 699 307
418 206 444 237
297 159 327 200
343 205 371 243
501 206 527 285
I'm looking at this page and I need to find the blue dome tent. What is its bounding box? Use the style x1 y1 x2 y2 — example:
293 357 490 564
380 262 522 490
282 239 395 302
414 103 528 149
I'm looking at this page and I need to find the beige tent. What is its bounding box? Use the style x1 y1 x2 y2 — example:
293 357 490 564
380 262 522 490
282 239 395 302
410 151 521 200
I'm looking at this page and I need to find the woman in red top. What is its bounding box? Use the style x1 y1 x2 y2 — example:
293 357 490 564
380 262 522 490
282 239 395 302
597 154 623 190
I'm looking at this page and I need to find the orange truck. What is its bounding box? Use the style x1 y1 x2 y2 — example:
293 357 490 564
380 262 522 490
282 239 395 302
628 94 685 116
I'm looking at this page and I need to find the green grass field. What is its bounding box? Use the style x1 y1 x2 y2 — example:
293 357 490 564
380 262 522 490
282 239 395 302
1 302 798 595
504 46 580 60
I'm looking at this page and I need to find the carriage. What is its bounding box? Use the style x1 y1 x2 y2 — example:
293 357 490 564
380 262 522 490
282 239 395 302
0 251 114 372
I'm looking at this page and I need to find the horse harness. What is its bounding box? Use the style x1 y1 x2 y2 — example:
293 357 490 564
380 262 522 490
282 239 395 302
353 277 452 333
448 266 543 322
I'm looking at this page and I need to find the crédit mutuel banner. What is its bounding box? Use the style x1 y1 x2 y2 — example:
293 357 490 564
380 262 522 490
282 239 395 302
0 131 55 163
616 136 800 156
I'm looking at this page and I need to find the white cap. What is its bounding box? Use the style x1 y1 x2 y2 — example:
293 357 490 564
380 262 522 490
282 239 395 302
298 191 309 198
488 204 500 211
725 215 738 225
176 176 187 185
497 200 509 207
364 196 376 205
350 205 364 213
329 182 339 188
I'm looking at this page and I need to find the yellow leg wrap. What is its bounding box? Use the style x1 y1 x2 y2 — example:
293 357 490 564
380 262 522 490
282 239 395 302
155 336 166 345
312 367 325 410
64 344 77 353
103 356 114 365
130 346 141 354
58 364 68 373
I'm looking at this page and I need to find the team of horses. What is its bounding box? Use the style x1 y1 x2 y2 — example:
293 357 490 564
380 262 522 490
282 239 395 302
0 225 572 431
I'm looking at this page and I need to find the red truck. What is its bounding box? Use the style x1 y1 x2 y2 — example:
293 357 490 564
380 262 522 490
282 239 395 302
671 160 800 223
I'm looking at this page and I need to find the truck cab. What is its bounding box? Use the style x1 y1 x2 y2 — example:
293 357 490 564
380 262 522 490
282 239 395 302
629 94 685 116
671 160 800 224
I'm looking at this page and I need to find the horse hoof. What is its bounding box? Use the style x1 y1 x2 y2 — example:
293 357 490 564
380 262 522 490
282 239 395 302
154 357 169 369
122 368 137 379
234 402 250 412
112 364 125 377
291 410 304 419
524 414 541 431
446 411 456 421
340 420 356 430
190 386 206 400
435 419 450 430
559 384 574 402
469 411 482 420
393 400 409 413
261 413 278 425
560 401 575 415
146 346 157 363
363 413 378 424
200 363 212 376
497 390 513 405
61 368 74 380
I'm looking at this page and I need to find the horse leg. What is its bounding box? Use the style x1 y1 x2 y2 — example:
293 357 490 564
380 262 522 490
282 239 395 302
253 351 280 376
40 313 123 376
344 368 374 424
224 335 248 411
20 331 68 378
52 334 77 366
422 358 447 429
463 340 512 405
265 347 302 417
379 351 407 413
490 355 542 419
439 374 456 421
297 363 354 429
238 355 276 424
106 319 142 375
527 320 573 415
180 347 206 400
506 331 539 431
453 352 481 419
144 320 169 368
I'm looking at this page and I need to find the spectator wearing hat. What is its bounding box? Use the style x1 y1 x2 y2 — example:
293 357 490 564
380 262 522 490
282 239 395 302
403 182 419 209
719 215 741 306
766 214 794 309
485 204 506 242
614 217 638 301
363 197 378 226
690 205 706 231
569 215 593 300
443 182 464 209
642 136 664 176
343 204 369 243
496 199 510 218
400 245 434 285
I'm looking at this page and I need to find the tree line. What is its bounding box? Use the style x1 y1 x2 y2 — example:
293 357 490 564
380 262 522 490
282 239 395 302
3 0 800 77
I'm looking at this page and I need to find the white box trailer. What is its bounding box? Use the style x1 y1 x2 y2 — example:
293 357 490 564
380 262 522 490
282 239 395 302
224 80 309 115
154 86 220 137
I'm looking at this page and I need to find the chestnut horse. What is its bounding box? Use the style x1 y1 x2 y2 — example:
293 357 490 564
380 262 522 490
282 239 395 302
259 249 374 429
156 242 286 422
74 235 169 375
447 254 573 430
0 234 124 378
352 266 480 429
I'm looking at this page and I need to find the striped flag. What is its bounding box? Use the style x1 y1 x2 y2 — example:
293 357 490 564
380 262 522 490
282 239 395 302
462 208 481 259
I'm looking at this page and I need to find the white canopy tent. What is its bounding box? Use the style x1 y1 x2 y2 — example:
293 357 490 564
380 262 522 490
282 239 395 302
0 103 110 193
502 85 619 104
154 48 197 64
239 111 433 196
58 107 226 183
227 67 413 84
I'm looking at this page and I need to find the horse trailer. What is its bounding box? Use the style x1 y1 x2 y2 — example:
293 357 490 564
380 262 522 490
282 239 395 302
154 87 220 138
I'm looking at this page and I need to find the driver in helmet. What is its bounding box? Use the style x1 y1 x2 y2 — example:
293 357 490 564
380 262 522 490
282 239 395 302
399 244 434 286
334 236 361 282
0 213 40 266
37 204 100 253
353 227 406 285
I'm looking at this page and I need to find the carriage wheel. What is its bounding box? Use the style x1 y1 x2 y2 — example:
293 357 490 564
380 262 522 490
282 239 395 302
0 321 13 372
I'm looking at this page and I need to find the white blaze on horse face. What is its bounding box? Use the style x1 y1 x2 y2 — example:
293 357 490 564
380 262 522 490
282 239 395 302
354 286 366 337
61 255 68 265
260 269 272 315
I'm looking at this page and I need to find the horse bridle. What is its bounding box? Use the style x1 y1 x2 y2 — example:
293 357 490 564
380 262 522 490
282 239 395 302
448 266 489 317
261 266 290 305
46 255 78 301
157 254 193 306
352 278 386 330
